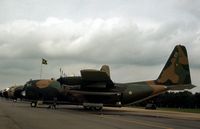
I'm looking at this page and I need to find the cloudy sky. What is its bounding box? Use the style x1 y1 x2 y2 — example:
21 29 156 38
0 0 200 92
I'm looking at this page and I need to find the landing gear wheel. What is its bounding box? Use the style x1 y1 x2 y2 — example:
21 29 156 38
95 106 102 111
53 104 56 109
83 106 102 111
48 104 57 109
30 102 37 107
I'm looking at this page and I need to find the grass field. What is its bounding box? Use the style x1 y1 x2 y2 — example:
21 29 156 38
158 108 200 113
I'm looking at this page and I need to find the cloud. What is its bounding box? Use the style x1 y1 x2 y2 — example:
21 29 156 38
0 17 200 65
0 16 200 92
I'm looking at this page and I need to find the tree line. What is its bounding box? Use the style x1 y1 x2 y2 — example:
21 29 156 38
135 91 200 108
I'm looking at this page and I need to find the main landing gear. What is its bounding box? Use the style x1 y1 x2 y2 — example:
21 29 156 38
83 103 103 111
30 101 37 107
47 103 57 109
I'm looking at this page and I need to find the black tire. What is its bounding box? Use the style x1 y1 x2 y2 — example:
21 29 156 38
83 106 90 110
30 102 37 107
95 106 102 111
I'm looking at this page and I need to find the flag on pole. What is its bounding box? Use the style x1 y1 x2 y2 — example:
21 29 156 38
42 58 48 65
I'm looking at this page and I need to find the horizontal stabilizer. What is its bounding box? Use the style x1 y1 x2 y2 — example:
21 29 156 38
167 84 196 90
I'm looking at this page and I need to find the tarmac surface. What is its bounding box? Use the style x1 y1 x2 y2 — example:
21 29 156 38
0 99 200 129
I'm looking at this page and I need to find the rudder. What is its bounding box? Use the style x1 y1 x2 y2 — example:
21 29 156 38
156 45 191 85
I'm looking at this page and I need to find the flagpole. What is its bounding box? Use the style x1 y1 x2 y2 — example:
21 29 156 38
40 58 47 79
60 68 62 77
40 59 43 79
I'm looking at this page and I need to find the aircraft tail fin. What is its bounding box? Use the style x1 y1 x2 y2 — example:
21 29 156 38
156 45 193 88
100 65 110 77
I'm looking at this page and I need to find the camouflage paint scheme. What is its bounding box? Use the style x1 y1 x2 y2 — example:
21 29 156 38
24 80 63 101
23 45 195 107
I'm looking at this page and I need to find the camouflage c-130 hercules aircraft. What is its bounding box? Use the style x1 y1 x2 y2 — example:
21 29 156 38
23 45 196 110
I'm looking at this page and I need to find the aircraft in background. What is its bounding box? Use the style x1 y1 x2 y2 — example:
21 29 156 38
0 85 24 100
21 45 196 110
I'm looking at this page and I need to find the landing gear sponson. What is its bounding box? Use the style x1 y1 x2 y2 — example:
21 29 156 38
30 101 57 109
